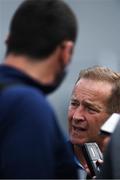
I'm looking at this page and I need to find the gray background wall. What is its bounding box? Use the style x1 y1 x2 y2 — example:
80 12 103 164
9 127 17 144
0 0 120 137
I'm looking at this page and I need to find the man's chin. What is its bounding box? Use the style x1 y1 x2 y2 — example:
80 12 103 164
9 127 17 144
70 137 86 145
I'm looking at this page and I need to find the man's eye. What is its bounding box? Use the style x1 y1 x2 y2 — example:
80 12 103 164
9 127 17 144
70 101 79 106
87 107 99 113
71 102 76 106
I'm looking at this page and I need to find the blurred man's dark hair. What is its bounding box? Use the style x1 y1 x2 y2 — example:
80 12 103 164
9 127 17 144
6 0 77 60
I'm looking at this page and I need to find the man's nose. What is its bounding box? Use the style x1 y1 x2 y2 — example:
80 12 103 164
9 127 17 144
73 106 85 123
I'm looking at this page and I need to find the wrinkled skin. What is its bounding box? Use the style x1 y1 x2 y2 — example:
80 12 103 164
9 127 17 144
68 78 112 147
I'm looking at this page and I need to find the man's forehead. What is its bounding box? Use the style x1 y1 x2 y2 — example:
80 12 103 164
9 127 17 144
75 78 113 94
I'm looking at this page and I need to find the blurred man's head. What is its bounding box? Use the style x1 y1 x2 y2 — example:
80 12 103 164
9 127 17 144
6 0 77 59
5 0 78 93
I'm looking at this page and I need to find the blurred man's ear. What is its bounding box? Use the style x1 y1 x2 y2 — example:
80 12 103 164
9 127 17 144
60 41 74 66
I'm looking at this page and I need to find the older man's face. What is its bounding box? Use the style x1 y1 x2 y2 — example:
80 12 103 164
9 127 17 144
68 78 112 145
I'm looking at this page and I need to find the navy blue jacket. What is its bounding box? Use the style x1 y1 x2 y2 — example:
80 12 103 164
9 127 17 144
0 65 78 179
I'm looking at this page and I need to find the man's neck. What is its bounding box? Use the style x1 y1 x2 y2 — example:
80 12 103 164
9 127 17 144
4 54 56 85
73 144 89 171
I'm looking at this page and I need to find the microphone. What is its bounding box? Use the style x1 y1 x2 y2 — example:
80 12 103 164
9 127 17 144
100 113 120 135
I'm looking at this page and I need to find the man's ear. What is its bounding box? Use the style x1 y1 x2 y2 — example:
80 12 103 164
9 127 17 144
60 41 74 65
